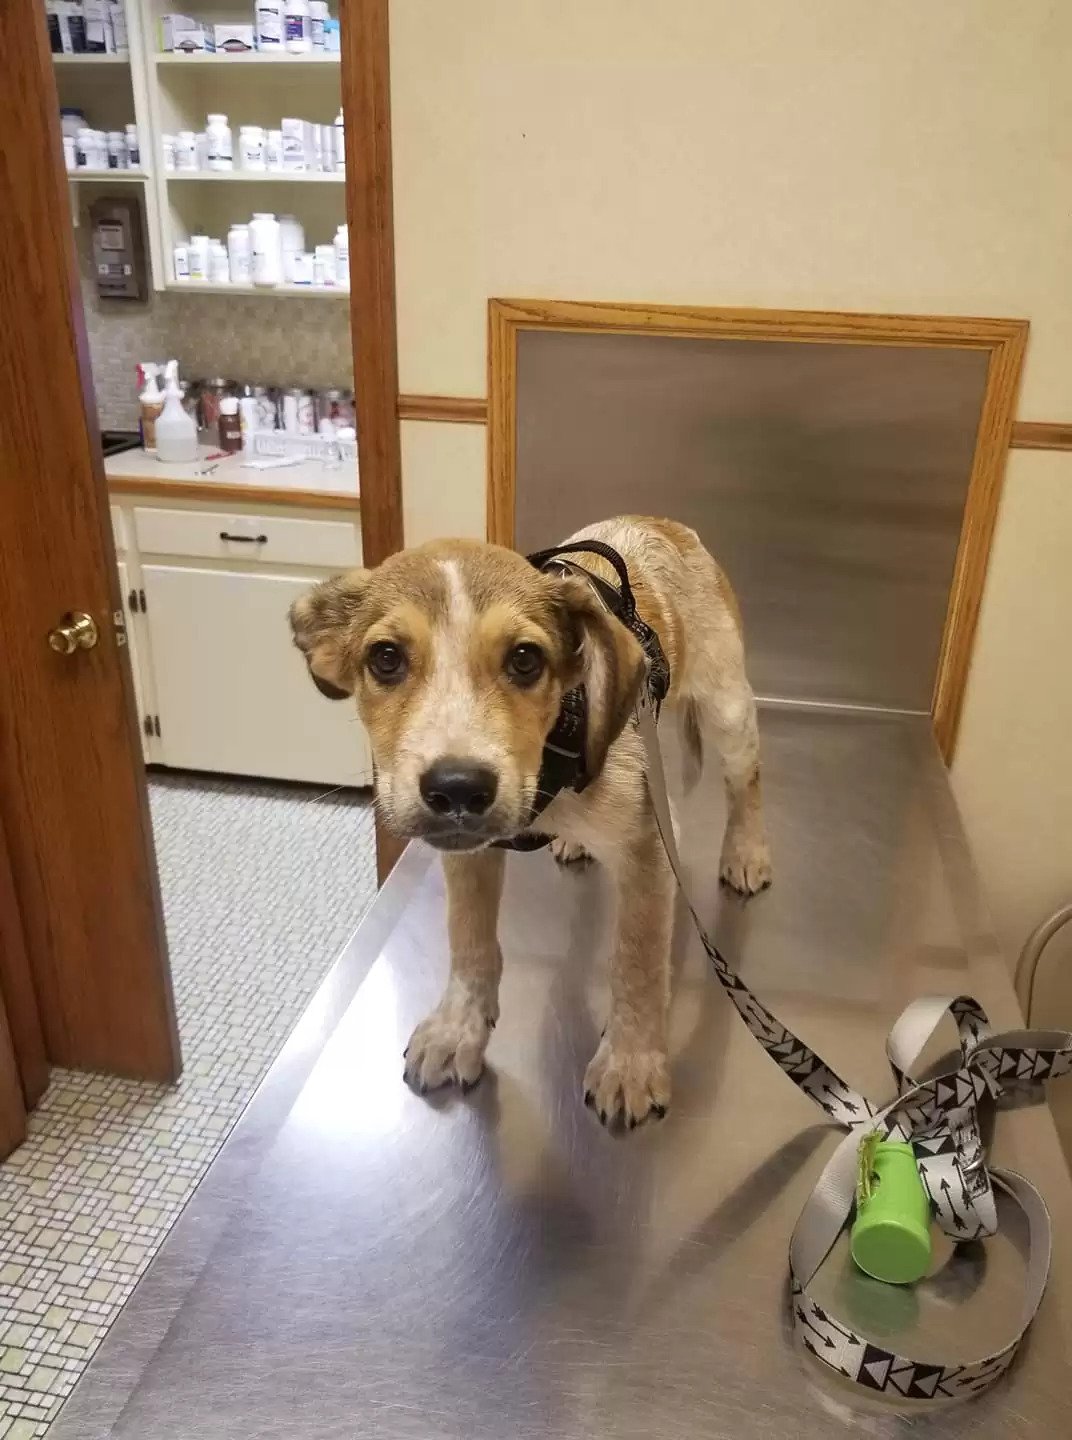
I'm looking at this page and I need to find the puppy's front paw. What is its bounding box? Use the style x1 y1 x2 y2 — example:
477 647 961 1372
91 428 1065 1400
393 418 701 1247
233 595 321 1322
550 836 592 867
720 828 772 896
583 1038 670 1130
403 1001 492 1094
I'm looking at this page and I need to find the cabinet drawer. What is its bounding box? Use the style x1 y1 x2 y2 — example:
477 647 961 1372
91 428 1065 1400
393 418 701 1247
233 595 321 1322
133 507 361 569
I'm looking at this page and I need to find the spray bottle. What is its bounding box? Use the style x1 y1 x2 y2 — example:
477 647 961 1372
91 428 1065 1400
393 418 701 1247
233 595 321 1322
139 363 164 452
154 360 198 464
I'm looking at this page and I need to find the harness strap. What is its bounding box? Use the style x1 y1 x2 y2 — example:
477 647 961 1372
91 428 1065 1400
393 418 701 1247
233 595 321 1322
526 539 640 614
634 687 1072 1400
495 541 671 851
494 686 588 851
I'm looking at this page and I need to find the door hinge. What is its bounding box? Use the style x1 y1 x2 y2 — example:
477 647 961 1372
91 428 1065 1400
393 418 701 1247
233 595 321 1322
143 714 153 737
139 588 147 613
153 715 161 738
128 588 139 612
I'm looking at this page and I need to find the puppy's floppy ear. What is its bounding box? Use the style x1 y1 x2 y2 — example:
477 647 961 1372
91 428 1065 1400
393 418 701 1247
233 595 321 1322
557 575 646 779
288 569 369 700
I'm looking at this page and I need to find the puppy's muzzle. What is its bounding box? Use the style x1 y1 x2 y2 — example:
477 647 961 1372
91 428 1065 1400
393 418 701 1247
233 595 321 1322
418 758 500 850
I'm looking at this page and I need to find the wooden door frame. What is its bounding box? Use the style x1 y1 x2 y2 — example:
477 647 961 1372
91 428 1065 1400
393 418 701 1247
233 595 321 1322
0 814 33 1156
0 811 48 1112
487 298 1028 760
341 0 406 882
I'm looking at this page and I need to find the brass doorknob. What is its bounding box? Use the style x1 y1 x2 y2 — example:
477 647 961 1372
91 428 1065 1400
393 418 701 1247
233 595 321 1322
48 612 99 656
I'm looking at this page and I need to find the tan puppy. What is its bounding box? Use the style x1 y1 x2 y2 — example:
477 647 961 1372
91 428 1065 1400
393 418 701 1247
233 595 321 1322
290 517 770 1128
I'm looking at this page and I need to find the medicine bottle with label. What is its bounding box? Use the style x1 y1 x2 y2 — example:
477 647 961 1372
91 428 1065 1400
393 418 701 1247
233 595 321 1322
206 114 232 171
284 0 311 53
218 398 242 454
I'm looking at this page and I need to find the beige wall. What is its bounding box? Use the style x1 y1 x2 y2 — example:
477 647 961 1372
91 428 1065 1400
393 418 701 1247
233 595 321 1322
953 451 1072 956
390 0 1072 960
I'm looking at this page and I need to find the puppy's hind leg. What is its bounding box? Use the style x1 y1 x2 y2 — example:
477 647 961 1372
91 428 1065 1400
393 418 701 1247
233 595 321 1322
679 697 705 793
703 672 771 895
683 610 771 894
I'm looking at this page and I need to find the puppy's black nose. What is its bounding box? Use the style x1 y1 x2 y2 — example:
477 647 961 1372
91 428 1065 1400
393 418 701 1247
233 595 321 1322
420 760 499 818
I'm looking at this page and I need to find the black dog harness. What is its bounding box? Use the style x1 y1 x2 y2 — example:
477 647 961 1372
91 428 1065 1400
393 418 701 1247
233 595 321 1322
495 540 670 852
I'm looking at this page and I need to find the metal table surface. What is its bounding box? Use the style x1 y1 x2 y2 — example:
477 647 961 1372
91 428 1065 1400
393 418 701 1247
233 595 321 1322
54 709 1072 1439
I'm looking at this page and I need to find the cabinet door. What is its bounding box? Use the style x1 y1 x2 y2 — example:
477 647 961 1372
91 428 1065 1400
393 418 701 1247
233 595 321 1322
117 561 150 762
141 565 373 788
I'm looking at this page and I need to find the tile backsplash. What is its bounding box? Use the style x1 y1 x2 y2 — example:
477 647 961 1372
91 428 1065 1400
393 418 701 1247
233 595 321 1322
76 219 353 431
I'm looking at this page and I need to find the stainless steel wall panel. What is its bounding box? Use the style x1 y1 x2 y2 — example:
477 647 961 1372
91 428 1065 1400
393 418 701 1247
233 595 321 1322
515 332 989 711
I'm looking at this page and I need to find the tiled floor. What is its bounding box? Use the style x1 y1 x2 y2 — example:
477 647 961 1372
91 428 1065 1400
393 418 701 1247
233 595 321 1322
0 773 377 1438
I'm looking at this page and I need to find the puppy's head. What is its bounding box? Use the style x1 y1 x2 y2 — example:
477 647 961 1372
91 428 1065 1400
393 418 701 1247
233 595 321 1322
289 539 644 850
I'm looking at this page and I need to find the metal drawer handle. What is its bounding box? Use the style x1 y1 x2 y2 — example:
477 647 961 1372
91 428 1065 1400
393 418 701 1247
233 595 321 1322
219 531 268 544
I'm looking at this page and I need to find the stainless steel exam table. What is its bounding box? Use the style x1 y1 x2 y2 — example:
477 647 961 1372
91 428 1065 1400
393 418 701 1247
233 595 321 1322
53 708 1072 1439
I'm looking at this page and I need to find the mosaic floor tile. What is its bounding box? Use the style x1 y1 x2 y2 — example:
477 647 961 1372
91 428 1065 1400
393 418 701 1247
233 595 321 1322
0 773 376 1436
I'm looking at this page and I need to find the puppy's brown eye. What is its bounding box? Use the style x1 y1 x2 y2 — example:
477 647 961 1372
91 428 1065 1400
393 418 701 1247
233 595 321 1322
505 643 545 686
367 642 407 684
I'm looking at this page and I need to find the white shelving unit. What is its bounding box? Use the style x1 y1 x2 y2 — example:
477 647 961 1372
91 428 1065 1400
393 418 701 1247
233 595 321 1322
163 280 349 297
52 3 347 296
153 52 340 68
54 53 131 66
142 0 345 291
166 171 344 184
68 168 151 183
52 5 164 284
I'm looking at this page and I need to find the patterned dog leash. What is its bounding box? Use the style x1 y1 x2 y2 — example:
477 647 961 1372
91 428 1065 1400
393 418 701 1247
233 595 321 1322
634 687 1072 1400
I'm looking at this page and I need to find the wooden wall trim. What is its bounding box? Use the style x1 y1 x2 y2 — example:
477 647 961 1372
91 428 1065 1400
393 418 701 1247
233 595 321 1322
488 297 1026 349
932 324 1028 756
398 394 488 425
1010 421 1072 452
342 0 403 884
488 301 520 548
487 298 1028 763
343 0 402 570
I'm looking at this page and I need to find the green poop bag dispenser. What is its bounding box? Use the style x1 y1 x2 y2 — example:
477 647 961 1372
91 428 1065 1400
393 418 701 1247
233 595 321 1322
851 1133 932 1285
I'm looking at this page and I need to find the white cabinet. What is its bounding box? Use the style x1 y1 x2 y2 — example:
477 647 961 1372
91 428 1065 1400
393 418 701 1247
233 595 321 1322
141 564 370 786
111 492 372 790
117 559 152 761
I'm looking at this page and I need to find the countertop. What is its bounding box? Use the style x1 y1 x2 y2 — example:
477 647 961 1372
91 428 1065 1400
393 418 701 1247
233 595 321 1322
51 708 1072 1439
105 446 360 511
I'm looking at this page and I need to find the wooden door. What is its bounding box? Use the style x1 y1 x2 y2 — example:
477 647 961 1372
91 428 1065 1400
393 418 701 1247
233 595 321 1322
141 565 374 787
342 0 405 881
0 993 25 1161
0 8 180 1081
0 813 41 1158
